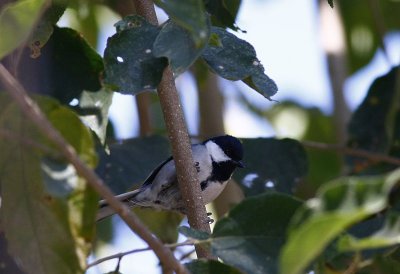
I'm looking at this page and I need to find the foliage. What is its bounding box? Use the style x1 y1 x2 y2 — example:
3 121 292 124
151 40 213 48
1 0 400 274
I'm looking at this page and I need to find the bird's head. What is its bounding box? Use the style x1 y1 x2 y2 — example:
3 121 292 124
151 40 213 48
204 135 244 168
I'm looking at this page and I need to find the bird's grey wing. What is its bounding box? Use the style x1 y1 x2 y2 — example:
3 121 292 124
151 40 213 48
141 156 173 187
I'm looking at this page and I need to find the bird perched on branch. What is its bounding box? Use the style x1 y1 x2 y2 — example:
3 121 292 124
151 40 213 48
97 135 244 221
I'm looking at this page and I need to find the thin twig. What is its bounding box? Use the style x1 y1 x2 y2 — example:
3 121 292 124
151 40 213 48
0 63 187 274
87 240 197 269
302 140 400 166
133 0 213 259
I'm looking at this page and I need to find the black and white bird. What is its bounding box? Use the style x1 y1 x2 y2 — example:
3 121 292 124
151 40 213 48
97 135 244 221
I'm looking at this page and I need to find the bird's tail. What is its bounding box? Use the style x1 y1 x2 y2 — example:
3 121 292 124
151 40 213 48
96 189 140 221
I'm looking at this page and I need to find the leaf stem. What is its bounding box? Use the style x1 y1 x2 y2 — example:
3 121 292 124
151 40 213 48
133 0 214 259
0 63 187 274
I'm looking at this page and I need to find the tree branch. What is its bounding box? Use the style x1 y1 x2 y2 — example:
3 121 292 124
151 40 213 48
0 63 187 274
133 0 213 259
302 140 400 166
87 239 198 269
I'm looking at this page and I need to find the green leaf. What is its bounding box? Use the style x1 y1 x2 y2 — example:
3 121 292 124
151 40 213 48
233 138 308 196
279 169 400 274
154 0 208 47
347 66 400 174
96 135 171 194
153 20 209 76
133 209 183 243
79 89 113 144
202 27 278 99
185 259 242 274
0 95 98 274
338 212 400 252
28 3 66 58
103 15 167 95
0 0 46 59
204 0 242 31
5 26 104 104
211 193 302 274
179 226 210 241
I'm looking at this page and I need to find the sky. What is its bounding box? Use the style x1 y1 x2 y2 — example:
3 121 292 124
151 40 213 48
79 0 400 273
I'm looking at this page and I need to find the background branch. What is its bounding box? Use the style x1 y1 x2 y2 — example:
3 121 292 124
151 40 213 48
0 63 187 274
133 0 214 259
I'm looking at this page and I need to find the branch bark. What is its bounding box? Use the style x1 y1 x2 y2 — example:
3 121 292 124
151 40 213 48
0 64 187 274
133 0 213 259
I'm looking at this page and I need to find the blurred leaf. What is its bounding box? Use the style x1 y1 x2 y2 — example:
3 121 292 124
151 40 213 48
280 169 400 274
360 256 400 274
233 138 308 196
328 0 334 8
96 135 171 194
186 259 242 274
211 193 302 274
153 20 209 76
133 208 183 243
338 0 400 72
204 0 242 31
29 3 66 58
0 95 98 274
338 212 400 252
79 89 113 144
103 15 167 95
11 26 103 104
202 27 278 99
347 66 400 174
179 226 210 240
154 0 208 47
0 0 46 59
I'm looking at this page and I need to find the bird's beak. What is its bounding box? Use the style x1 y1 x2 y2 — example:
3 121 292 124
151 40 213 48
236 160 245 168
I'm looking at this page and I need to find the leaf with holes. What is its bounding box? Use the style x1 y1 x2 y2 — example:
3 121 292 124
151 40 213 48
103 15 167 95
202 27 278 99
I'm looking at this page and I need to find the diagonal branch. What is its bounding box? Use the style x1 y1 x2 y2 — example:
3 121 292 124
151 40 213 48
0 63 187 274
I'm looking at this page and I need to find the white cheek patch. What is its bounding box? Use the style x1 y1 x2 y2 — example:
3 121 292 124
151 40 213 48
205 141 230 162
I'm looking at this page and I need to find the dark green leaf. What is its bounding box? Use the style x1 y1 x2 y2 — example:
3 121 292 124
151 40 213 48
347 66 400 174
103 15 167 95
202 27 278 99
204 0 242 31
0 95 98 274
186 259 242 274
211 193 302 274
154 0 208 47
233 138 308 196
280 169 400 274
7 26 103 104
96 135 171 194
153 20 209 76
0 0 46 58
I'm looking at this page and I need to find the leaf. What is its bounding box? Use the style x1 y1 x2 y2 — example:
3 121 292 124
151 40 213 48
211 193 302 274
103 15 167 95
185 259 242 274
96 135 171 194
201 27 278 99
179 226 210 241
233 138 308 196
79 89 113 144
347 66 400 174
338 212 400 252
154 0 208 47
133 208 183 243
327 0 334 8
0 0 46 59
279 169 400 274
0 95 98 274
153 20 209 76
6 26 104 104
204 0 242 31
29 3 66 58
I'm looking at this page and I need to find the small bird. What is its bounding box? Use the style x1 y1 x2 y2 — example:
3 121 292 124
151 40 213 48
97 135 244 221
